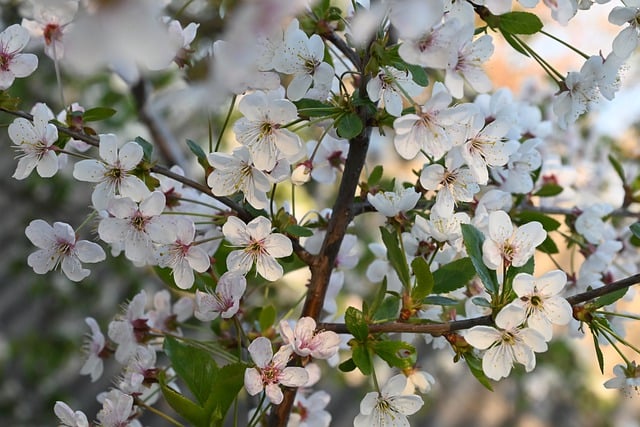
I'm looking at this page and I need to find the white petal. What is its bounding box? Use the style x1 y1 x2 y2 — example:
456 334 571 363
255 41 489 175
464 326 500 350
248 337 273 368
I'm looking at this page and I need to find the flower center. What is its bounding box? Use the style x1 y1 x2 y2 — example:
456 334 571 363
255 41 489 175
43 23 62 46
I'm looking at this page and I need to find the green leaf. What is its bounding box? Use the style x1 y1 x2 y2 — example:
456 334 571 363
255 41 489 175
339 358 357 372
372 295 400 322
284 224 314 237
351 343 372 375
423 295 459 306
159 371 208 427
134 136 154 162
513 211 561 231
206 362 246 427
294 99 339 119
609 154 627 185
590 327 605 374
432 257 475 294
187 139 208 162
380 227 411 290
498 11 543 35
259 305 277 332
82 107 116 122
336 112 363 139
534 184 564 197
537 236 559 254
630 222 640 239
411 257 433 301
500 29 529 56
345 306 369 342
368 165 384 187
461 224 498 295
368 279 387 319
593 288 628 308
464 353 494 391
472 297 492 308
164 336 218 406
372 340 416 370
405 64 429 86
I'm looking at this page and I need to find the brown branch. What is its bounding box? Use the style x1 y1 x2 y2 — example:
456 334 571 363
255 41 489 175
317 272 640 336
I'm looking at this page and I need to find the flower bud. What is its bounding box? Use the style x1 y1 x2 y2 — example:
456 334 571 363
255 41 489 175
291 161 312 186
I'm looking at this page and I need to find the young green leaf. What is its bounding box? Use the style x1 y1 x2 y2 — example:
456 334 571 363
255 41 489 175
464 353 494 391
380 227 411 290
608 154 627 185
284 224 314 237
82 107 117 122
593 287 628 308
534 183 564 197
411 257 434 301
259 305 277 332
372 295 401 322
498 11 543 35
461 224 498 295
368 165 384 187
134 136 154 162
345 306 369 342
372 340 416 370
630 222 640 239
513 211 561 231
159 370 208 427
432 257 475 294
351 343 373 375
336 112 363 139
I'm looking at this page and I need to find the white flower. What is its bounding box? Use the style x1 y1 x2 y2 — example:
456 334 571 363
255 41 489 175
465 305 547 380
165 18 199 67
353 375 424 427
80 317 106 382
223 215 292 281
73 134 150 211
98 192 174 264
233 88 303 171
288 390 332 427
25 219 105 282
244 337 309 404
418 210 470 246
552 55 603 129
392 82 456 160
398 18 462 70
604 362 640 395
575 203 614 245
108 291 148 363
366 243 404 292
207 146 272 210
155 218 210 289
96 389 138 427
10 103 59 180
399 370 436 394
195 271 246 320
273 19 334 101
508 270 572 341
367 67 424 117
445 33 494 99
482 210 546 279
21 0 78 59
0 24 38 89
388 0 444 40
307 135 349 184
367 187 420 218
493 138 542 194
609 1 640 59
147 290 193 333
419 156 479 216
54 401 88 427
279 317 341 360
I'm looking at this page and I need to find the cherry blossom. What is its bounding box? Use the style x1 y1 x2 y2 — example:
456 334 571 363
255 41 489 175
80 317 107 382
223 215 292 281
420 155 479 217
155 217 210 289
609 1 640 59
164 18 199 68
367 187 420 218
353 375 424 427
73 134 150 211
398 18 463 70
233 88 303 171
244 337 308 405
108 291 149 364
194 271 247 320
10 102 59 180
0 24 38 90
21 0 78 59
508 270 573 341
96 389 140 427
604 362 640 395
25 219 105 282
367 66 424 117
146 290 194 334
288 390 332 427
465 305 547 381
279 316 341 360
306 135 349 184
445 32 494 99
54 401 88 427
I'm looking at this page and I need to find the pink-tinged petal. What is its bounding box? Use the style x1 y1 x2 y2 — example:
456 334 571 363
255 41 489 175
263 233 292 258
274 129 302 157
383 89 403 117
28 249 57 274
248 337 273 368
118 142 144 170
222 216 250 245
272 344 294 368
36 151 59 177
25 219 55 248
482 345 512 380
91 182 116 211
173 261 195 289
246 216 272 240
444 69 464 99
279 320 295 345
1 24 30 52
255 253 284 281
527 311 553 341
10 53 38 78
147 218 176 244
52 222 75 242
194 291 220 321
609 7 639 25
267 99 299 124
279 366 308 387
244 368 264 396
75 241 106 263
237 91 268 121
8 118 36 144
73 159 107 182
98 134 119 165
61 256 90 281
265 383 284 404
226 250 253 275
107 197 137 218
124 232 152 263
464 326 500 350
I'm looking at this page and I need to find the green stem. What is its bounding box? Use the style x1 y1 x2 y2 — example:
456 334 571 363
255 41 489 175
540 30 590 60
248 393 267 427
214 95 237 153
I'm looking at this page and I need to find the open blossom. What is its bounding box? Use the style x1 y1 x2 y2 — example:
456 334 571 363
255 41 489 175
367 187 420 218
195 271 246 320
279 317 341 360
223 215 292 281
420 155 479 216
25 219 105 282
233 88 303 171
508 270 572 341
54 401 88 427
288 390 332 427
21 0 78 59
155 217 210 289
367 66 424 117
353 375 424 427
96 389 139 427
108 291 148 363
609 1 640 59
244 337 308 405
306 135 349 184
10 103 59 180
445 33 494 99
465 305 548 381
73 134 150 211
0 24 38 90
80 317 107 382
604 362 640 395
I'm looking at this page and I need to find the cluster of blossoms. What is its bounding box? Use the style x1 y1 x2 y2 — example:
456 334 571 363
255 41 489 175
3 0 640 426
